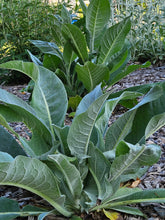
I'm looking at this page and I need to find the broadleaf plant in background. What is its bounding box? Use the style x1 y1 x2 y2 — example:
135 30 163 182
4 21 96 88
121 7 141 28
0 61 165 219
27 0 150 111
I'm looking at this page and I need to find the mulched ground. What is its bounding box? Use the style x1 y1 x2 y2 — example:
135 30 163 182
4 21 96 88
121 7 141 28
0 64 165 220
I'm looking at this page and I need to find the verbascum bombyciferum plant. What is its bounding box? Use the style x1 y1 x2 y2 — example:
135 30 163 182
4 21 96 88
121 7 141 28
0 61 165 219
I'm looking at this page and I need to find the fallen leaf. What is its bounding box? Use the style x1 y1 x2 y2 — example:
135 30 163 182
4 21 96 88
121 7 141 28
103 209 123 220
130 178 141 188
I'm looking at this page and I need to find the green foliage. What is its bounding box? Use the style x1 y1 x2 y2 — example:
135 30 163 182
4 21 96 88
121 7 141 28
0 0 59 61
0 0 63 84
0 61 165 219
28 0 150 106
111 0 165 63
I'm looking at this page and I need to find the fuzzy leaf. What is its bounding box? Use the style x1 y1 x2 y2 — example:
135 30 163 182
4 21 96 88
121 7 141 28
0 198 48 220
29 40 63 59
109 61 151 86
98 17 131 65
0 61 68 129
105 110 136 151
62 24 88 63
61 5 72 24
88 143 112 199
145 112 165 140
27 50 43 66
63 41 77 66
0 89 52 157
43 54 62 72
126 83 165 144
110 206 144 217
0 156 71 217
0 197 20 220
96 91 141 138
86 0 110 51
76 62 109 92
53 125 70 155
109 142 161 183
0 152 14 162
68 92 110 158
103 189 165 208
105 85 163 152
49 154 83 198
75 84 102 116
0 124 26 157
103 187 142 203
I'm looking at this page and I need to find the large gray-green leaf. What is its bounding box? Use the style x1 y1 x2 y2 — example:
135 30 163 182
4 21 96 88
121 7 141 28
0 124 26 157
75 84 102 116
105 85 163 152
68 92 110 158
76 61 109 91
30 66 67 129
96 91 141 138
98 16 131 65
97 189 165 210
86 0 110 51
0 89 52 157
61 5 72 24
50 15 64 46
0 197 20 220
0 61 68 129
103 187 142 203
105 110 137 152
0 198 47 220
109 79 163 100
62 24 88 63
29 40 63 60
109 142 161 184
27 50 43 66
145 112 165 140
108 61 151 86
63 41 77 66
107 45 131 83
0 152 14 162
126 83 165 144
88 143 112 199
0 156 71 217
53 125 70 155
43 54 63 72
109 206 144 217
49 154 83 199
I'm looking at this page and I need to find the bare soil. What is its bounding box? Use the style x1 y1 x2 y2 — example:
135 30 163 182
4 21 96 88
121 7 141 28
0 64 165 220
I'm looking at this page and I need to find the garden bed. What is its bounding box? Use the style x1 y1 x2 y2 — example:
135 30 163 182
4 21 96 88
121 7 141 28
0 64 165 220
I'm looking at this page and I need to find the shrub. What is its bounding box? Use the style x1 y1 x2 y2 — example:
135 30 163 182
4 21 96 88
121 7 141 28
0 0 61 84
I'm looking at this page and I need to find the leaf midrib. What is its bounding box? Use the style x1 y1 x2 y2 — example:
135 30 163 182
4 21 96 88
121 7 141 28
91 2 100 52
101 20 129 64
67 28 85 63
0 182 71 216
110 146 145 182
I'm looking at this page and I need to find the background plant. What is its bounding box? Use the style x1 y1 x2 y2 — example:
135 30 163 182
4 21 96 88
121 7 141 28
0 61 165 219
0 0 72 84
111 0 165 63
28 0 151 112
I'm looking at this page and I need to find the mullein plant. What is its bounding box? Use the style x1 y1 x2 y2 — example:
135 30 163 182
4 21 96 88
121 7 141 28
27 0 150 111
0 61 165 219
